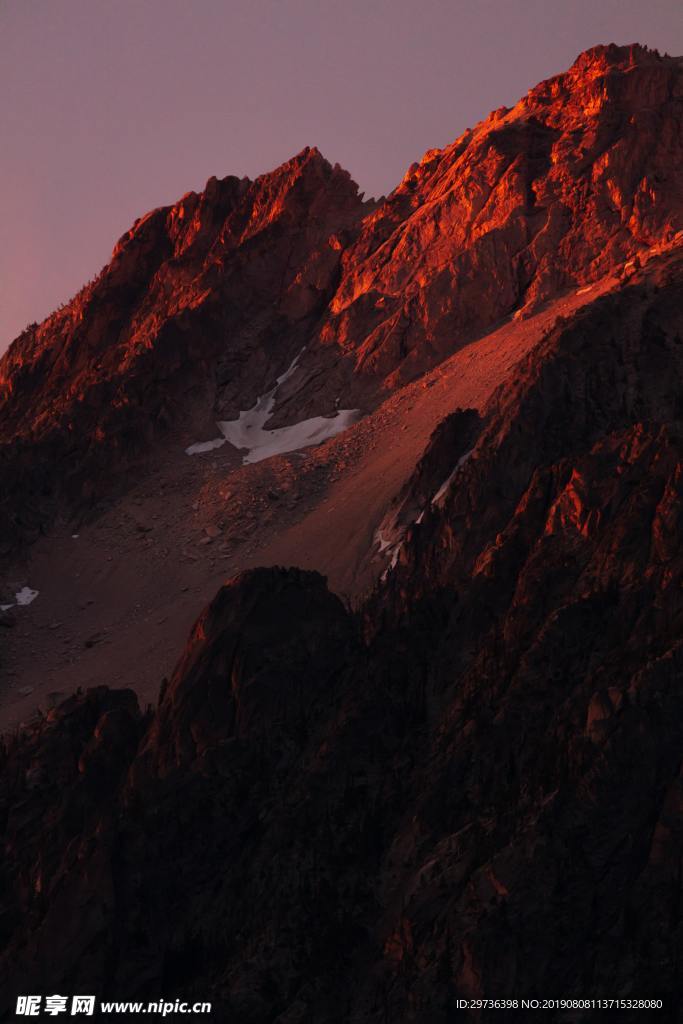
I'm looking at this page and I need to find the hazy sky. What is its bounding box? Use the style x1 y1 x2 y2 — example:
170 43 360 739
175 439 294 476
2 0 682 352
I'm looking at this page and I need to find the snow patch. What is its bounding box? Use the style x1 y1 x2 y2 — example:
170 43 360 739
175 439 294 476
220 409 359 465
432 469 458 507
380 546 402 583
187 349 359 463
375 449 474 583
375 526 406 582
432 449 474 507
376 498 433 579
186 437 227 455
375 528 394 554
1 586 40 612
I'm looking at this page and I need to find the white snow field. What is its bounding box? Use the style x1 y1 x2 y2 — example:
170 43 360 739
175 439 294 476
187 350 359 463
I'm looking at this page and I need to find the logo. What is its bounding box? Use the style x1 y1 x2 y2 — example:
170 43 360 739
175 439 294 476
16 995 95 1016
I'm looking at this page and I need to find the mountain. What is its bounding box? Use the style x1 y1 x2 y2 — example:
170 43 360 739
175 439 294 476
0 149 369 547
2 43 683 1021
2 44 681 545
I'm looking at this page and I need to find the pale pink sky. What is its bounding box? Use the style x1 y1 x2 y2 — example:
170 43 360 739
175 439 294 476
2 0 682 352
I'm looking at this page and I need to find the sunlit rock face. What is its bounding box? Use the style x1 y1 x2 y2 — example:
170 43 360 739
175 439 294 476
1 45 682 549
0 147 369 546
324 44 683 383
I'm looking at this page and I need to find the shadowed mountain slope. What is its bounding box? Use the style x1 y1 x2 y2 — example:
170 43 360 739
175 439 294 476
2 248 683 1022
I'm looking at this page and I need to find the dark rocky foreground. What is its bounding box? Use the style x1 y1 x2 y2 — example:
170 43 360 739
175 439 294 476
2 259 683 1022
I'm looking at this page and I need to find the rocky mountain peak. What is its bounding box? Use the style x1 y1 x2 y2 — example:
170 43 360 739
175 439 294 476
1 44 682 549
325 43 683 385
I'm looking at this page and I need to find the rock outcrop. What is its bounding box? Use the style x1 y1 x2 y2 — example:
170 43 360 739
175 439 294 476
325 44 683 383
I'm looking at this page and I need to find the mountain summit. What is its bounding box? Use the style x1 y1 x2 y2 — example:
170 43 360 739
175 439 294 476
328 42 683 378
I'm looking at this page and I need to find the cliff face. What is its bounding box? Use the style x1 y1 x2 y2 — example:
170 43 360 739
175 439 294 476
0 148 367 542
324 44 683 382
2 42 683 1022
1 45 682 546
0 147 365 436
